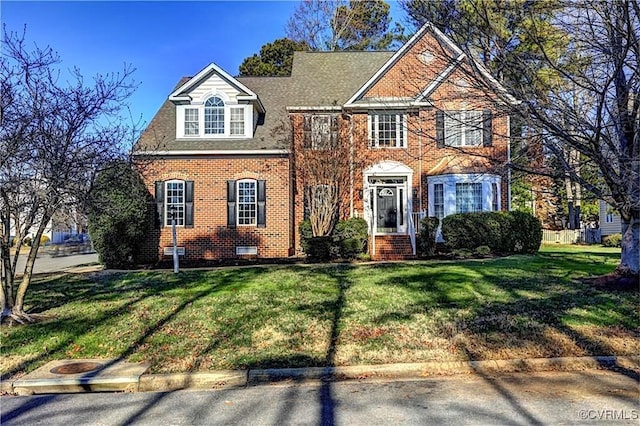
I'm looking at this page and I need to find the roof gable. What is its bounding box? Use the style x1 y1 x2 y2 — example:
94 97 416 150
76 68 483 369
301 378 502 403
345 22 515 107
169 63 263 111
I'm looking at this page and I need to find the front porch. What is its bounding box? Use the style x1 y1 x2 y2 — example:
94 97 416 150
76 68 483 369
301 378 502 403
363 161 422 260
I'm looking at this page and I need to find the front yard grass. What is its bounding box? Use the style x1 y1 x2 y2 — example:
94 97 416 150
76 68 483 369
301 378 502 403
2 244 637 380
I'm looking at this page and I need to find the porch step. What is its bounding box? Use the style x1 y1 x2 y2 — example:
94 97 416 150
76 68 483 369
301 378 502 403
370 235 415 261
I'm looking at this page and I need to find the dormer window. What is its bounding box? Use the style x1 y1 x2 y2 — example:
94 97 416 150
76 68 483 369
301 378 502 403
176 96 251 139
184 108 199 135
230 107 245 135
205 96 225 134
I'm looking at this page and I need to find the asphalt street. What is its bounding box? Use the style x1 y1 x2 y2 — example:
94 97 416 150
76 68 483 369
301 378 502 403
2 370 638 425
14 252 99 275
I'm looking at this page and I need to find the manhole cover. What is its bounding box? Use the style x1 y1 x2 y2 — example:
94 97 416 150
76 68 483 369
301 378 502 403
50 362 103 375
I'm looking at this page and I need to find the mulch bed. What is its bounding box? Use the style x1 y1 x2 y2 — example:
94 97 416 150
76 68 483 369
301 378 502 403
581 272 639 292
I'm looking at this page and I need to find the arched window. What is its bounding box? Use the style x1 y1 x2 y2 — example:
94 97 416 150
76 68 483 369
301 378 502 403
204 96 225 134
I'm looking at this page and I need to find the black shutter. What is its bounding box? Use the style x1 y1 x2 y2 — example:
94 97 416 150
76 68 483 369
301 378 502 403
483 110 493 147
155 181 164 228
185 180 194 228
436 110 445 148
303 115 312 149
330 115 339 149
257 180 266 228
227 180 237 228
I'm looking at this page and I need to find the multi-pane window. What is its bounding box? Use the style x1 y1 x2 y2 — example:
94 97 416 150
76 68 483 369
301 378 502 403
230 107 245 136
312 115 332 149
303 114 338 150
434 183 444 219
204 96 225 134
165 180 185 226
237 180 257 225
184 108 199 135
445 111 483 147
491 182 499 211
455 182 483 213
368 113 406 148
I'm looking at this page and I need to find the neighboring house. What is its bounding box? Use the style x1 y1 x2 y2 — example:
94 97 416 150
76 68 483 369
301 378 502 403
134 23 513 262
599 200 622 237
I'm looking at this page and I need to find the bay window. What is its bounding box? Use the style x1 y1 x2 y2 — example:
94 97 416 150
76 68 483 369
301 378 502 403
428 174 501 219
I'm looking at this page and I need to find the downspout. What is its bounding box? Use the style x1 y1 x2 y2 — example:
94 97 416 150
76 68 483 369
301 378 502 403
348 112 354 218
419 111 423 214
507 114 511 211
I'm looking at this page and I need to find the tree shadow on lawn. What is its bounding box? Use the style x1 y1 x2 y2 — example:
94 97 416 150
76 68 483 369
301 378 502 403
1 268 263 380
369 252 639 381
240 263 355 426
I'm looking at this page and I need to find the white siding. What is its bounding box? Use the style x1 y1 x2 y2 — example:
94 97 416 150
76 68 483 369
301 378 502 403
187 73 242 104
174 72 255 139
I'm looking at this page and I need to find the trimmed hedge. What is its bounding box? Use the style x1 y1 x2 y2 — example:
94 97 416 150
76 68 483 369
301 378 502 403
299 217 368 261
418 216 440 257
441 211 542 254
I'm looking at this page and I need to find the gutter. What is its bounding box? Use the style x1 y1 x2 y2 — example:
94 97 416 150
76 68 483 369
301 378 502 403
133 149 290 156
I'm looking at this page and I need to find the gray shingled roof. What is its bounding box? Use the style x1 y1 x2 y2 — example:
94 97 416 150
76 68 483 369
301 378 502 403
287 51 393 106
135 51 393 152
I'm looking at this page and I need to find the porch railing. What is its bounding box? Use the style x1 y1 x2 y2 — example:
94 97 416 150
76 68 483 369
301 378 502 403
409 211 426 256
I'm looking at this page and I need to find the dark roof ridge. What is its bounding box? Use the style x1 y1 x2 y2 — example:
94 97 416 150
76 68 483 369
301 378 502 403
294 49 396 53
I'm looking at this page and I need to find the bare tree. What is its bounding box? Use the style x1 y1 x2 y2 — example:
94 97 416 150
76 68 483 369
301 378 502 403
286 0 402 51
0 27 139 321
425 1 639 275
293 113 356 237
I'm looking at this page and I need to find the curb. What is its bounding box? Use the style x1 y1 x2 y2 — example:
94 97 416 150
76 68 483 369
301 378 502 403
246 356 640 385
3 355 638 395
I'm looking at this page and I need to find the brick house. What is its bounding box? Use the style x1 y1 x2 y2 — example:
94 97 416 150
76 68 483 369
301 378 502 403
135 23 513 262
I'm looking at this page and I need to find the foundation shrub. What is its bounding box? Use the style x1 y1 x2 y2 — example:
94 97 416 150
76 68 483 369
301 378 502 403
442 211 542 254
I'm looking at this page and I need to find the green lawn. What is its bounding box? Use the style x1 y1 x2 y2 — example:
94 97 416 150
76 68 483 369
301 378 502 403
2 244 637 380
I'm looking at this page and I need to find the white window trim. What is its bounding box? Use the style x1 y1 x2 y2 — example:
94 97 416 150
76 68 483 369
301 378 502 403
455 182 483 213
165 179 185 227
184 108 199 136
444 110 483 147
236 179 257 227
362 161 414 235
229 106 246 136
367 112 407 148
428 174 501 219
176 100 252 139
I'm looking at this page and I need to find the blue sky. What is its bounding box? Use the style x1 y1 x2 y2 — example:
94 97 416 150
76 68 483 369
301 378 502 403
2 1 406 127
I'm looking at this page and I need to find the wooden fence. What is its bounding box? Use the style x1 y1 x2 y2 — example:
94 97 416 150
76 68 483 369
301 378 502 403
542 228 601 244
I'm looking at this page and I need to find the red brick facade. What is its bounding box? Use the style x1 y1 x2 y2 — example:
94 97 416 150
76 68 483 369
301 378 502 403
139 155 292 263
137 24 512 262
